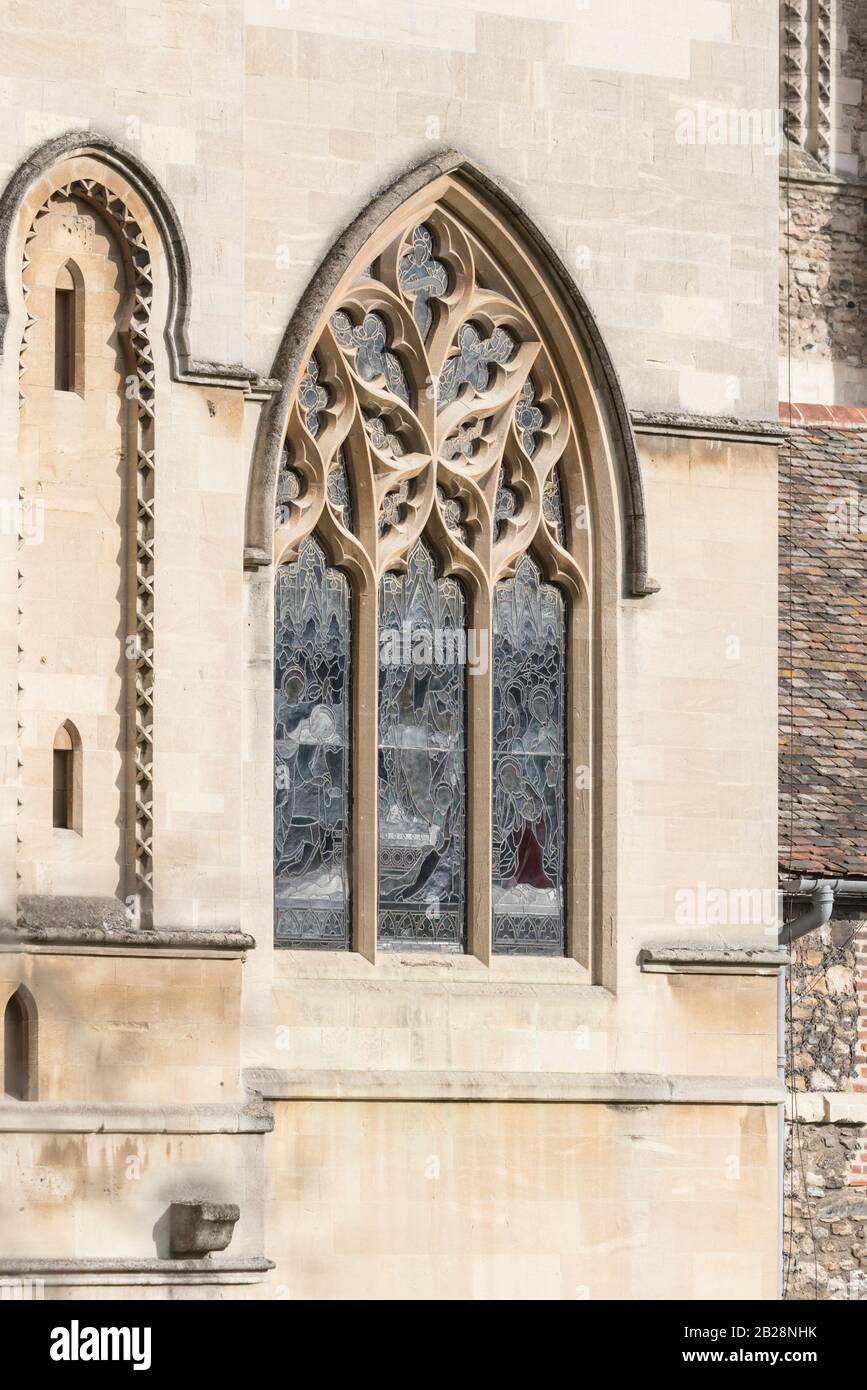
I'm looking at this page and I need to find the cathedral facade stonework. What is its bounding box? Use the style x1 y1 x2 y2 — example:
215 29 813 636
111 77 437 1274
0 2 796 1300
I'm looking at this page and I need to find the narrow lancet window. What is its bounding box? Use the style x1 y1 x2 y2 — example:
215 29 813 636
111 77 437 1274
54 262 80 393
378 540 467 950
52 721 81 831
274 536 352 948
492 556 566 954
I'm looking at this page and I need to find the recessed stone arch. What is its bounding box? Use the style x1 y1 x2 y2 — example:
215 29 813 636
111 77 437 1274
0 131 192 377
263 153 646 984
3 983 37 1101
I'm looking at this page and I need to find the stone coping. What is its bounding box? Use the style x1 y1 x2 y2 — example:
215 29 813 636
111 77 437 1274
246 1068 784 1106
0 1101 273 1134
781 167 867 196
2 924 255 957
0 1258 273 1287
631 409 786 444
639 946 790 975
8 897 253 955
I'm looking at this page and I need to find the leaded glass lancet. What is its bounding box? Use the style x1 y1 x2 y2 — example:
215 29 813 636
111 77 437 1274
378 541 467 950
492 555 566 955
274 535 351 948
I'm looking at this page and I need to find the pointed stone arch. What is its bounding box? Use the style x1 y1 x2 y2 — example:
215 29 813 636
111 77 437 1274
6 141 163 920
0 131 192 377
245 150 653 602
264 153 643 984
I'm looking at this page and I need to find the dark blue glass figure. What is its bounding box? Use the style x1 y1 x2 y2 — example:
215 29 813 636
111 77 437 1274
398 224 448 340
437 321 513 408
327 447 353 531
542 467 567 546
515 378 544 456
330 309 410 405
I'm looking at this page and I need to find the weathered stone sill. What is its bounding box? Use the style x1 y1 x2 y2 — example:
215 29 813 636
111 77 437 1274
246 1068 784 1106
0 1258 273 1286
639 946 789 975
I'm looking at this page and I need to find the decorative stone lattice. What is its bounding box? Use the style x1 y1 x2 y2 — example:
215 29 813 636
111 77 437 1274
274 212 582 579
781 0 834 169
781 0 811 149
814 0 834 167
19 178 156 922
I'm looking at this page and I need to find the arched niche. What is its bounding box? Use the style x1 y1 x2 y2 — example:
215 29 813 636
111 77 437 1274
4 985 37 1101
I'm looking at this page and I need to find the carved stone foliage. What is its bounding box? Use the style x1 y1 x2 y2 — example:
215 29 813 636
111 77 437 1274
274 198 592 959
20 177 156 921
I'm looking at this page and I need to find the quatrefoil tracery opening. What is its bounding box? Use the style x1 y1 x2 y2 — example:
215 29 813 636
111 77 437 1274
274 208 587 582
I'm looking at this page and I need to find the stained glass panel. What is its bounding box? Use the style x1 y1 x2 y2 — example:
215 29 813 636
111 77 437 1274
515 378 544 456
274 535 351 948
543 466 567 546
494 464 518 541
331 309 410 405
492 555 566 954
327 447 353 531
437 321 514 409
398 224 448 340
378 541 466 950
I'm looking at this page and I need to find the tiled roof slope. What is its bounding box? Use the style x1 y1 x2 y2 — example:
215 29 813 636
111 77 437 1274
780 423 867 875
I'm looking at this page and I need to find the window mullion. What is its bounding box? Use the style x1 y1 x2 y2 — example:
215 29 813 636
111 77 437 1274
466 581 492 963
353 584 379 961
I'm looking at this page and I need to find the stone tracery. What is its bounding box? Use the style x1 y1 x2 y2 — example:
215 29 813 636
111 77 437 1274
273 197 592 958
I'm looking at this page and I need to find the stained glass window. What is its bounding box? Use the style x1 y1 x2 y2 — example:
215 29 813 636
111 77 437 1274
492 555 566 955
378 541 466 950
275 195 597 959
274 535 351 948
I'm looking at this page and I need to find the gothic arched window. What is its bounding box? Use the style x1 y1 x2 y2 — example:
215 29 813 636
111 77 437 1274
272 182 608 967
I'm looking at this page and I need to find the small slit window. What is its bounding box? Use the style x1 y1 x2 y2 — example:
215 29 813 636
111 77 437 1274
54 262 83 394
52 721 82 832
4 987 36 1101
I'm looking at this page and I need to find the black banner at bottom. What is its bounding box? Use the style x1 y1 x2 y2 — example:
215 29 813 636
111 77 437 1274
0 1296 857 1376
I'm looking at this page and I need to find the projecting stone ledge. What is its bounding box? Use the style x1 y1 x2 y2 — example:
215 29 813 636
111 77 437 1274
4 897 254 955
639 946 790 975
0 1100 273 1134
0 1258 273 1287
246 1068 784 1106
